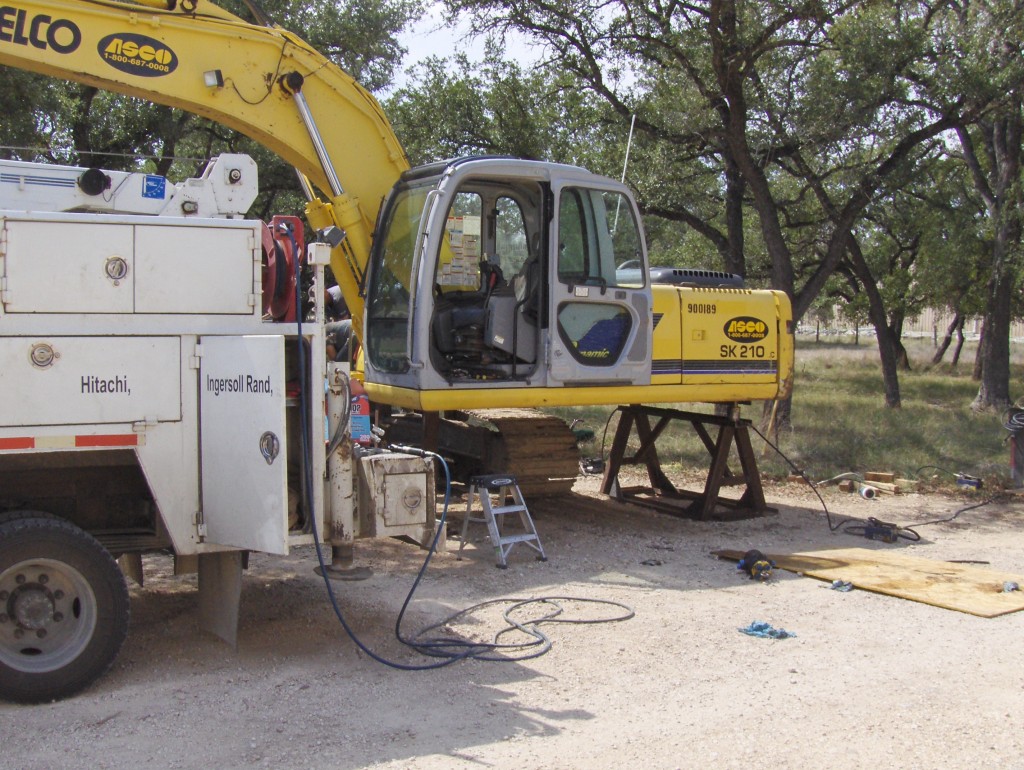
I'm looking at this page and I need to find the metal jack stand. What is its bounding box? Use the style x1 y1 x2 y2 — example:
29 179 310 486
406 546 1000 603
601 404 770 521
315 543 373 581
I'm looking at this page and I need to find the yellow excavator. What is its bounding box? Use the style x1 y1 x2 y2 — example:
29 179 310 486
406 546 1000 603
0 0 794 492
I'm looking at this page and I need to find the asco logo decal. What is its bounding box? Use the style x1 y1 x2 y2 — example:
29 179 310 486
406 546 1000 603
724 316 769 342
99 33 177 77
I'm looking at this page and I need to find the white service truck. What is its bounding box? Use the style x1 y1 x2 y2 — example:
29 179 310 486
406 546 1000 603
0 155 437 703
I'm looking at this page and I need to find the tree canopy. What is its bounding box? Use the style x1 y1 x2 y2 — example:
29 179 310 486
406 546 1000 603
391 0 1024 409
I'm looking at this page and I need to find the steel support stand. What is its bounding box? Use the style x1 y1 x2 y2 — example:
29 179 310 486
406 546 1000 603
600 404 769 520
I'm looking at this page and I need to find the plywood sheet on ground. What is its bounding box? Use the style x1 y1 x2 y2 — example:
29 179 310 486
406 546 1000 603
713 547 1024 617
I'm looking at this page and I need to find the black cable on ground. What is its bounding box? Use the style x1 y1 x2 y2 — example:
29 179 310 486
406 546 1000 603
292 243 633 669
750 423 923 542
749 422 855 533
912 454 995 520
310 439 634 668
841 517 922 542
851 498 996 542
407 596 635 662
908 498 995 530
913 465 985 491
915 464 960 480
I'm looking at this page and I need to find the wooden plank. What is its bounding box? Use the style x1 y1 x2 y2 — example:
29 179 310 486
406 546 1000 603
864 472 896 483
712 547 1024 617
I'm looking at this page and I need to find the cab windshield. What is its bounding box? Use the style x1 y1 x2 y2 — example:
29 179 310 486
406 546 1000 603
365 183 432 373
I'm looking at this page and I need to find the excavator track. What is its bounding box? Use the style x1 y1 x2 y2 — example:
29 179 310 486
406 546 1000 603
468 409 580 497
383 409 579 497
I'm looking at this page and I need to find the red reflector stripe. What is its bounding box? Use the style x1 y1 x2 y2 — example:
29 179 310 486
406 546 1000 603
75 434 139 448
0 435 138 450
0 437 34 450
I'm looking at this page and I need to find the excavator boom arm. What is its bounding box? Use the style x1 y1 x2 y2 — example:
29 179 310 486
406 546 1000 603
0 0 411 332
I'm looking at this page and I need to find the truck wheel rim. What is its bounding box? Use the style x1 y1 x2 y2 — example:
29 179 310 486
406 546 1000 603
0 558 98 674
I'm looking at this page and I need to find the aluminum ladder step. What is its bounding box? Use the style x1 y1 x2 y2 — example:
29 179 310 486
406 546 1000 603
457 473 547 569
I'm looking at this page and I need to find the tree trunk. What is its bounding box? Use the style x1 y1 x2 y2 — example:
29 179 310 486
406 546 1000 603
950 320 966 367
846 244 901 407
762 394 792 434
958 110 1021 411
894 338 910 371
889 312 911 371
973 323 985 380
972 207 1019 409
71 85 99 167
874 326 903 408
709 0 794 298
722 153 746 277
972 254 1015 410
932 313 963 365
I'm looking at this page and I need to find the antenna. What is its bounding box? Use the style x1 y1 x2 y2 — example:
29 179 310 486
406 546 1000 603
613 114 637 233
621 113 637 184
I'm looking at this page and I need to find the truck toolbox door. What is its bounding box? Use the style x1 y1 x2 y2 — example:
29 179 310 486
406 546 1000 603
199 335 288 555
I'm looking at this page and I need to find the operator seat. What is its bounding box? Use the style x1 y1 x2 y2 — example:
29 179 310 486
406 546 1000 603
432 260 504 356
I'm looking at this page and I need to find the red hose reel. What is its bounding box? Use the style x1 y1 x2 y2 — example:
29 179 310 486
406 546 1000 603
261 215 305 321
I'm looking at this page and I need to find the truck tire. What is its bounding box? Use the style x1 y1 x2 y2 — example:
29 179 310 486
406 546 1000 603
0 510 59 527
0 515 130 703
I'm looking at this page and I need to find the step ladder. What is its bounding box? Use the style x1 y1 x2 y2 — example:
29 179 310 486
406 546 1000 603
458 474 547 568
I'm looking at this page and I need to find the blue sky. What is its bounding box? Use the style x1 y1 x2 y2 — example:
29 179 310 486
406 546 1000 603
395 4 540 86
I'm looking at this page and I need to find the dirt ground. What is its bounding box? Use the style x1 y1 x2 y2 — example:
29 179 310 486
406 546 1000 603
3 471 1024 770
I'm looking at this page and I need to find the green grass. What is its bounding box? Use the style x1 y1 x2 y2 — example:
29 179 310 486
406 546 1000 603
546 338 1021 489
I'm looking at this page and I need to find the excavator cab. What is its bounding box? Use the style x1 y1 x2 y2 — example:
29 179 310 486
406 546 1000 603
364 158 653 408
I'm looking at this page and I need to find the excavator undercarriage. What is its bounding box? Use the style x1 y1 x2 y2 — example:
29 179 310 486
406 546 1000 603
383 409 581 497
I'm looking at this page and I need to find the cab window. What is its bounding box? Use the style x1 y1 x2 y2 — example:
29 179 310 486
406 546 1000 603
557 188 645 289
437 192 483 292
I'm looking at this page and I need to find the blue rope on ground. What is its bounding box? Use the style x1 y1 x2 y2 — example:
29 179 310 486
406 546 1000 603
739 621 796 639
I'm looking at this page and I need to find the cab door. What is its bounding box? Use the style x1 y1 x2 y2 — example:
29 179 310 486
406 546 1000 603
546 184 652 386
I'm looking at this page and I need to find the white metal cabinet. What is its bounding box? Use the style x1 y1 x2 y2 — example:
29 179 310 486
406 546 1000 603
0 336 181 426
357 452 436 544
134 224 256 314
199 335 288 554
2 219 135 313
1 213 259 316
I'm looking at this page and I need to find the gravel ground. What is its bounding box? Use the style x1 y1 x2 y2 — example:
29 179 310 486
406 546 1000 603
2 473 1023 769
